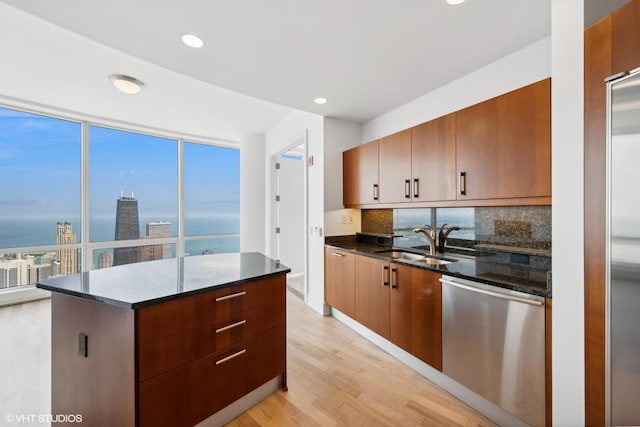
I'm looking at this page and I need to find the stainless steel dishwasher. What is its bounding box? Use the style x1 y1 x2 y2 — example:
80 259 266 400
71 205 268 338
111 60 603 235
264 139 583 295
440 275 546 427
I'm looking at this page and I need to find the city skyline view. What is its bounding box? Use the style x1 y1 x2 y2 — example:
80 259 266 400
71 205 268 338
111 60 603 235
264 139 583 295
0 106 240 246
0 105 241 288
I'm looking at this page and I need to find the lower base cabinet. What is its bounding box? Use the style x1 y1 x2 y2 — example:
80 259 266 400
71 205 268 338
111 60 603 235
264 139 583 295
345 254 442 371
389 264 442 370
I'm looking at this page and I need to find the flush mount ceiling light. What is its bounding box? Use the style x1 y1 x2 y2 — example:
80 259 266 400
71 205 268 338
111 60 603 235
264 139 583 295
314 97 328 105
446 0 466 4
182 33 204 48
109 74 144 94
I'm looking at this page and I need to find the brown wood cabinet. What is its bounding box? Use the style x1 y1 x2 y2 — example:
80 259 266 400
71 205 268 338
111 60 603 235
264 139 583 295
343 140 379 206
411 114 457 202
324 248 356 318
344 79 550 208
332 253 442 371
456 79 551 201
354 255 391 339
51 275 287 427
378 129 412 204
389 264 442 370
377 117 457 204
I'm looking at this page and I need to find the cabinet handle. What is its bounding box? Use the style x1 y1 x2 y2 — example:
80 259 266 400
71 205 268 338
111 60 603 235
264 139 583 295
459 171 467 196
405 179 411 199
373 184 379 201
216 291 246 302
215 349 247 365
331 252 345 257
216 319 247 334
390 267 397 289
382 265 389 287
413 178 419 198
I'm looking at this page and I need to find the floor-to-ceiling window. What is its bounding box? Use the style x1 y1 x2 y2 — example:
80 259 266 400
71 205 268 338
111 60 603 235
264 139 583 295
0 105 240 292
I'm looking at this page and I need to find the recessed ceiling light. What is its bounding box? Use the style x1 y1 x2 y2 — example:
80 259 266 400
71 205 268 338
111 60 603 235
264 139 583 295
314 97 328 105
182 34 204 48
446 0 466 5
109 74 144 94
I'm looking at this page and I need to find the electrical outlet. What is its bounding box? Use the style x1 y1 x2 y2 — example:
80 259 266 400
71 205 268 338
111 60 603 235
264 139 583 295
341 215 347 224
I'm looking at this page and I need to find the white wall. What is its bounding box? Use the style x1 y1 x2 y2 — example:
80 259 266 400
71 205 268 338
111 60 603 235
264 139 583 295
551 0 585 424
265 111 326 314
362 37 551 143
240 134 266 252
323 117 363 236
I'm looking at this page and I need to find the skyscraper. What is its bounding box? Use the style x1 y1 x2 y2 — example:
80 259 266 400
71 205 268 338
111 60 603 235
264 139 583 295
146 221 172 259
98 251 113 269
113 196 140 266
55 221 78 275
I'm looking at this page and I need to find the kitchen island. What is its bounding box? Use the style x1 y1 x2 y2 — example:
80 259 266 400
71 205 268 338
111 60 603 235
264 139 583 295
37 252 290 427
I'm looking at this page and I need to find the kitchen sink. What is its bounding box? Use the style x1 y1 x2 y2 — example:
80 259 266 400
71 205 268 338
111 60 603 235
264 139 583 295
375 250 455 265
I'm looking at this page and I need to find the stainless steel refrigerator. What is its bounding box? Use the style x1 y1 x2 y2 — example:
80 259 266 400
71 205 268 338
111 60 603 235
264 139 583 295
607 68 640 426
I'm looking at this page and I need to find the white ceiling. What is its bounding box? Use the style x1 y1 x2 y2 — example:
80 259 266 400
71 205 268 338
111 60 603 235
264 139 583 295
0 1 626 141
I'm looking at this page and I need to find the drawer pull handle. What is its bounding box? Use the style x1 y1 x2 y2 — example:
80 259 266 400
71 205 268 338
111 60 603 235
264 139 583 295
215 349 246 365
216 320 247 334
216 291 246 302
331 252 345 257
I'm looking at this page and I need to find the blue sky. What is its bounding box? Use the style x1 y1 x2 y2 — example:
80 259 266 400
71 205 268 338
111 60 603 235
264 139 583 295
0 107 81 219
0 106 240 221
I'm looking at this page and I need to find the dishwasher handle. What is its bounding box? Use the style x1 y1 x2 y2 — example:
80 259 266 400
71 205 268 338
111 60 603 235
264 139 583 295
439 278 544 307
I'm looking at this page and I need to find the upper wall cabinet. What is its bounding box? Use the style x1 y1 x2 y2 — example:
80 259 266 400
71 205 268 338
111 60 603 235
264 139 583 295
378 129 412 204
412 113 457 202
456 78 551 201
377 116 457 204
343 78 551 208
343 140 379 206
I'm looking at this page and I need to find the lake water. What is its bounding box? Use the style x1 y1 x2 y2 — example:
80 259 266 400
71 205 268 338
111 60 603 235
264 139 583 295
0 215 240 260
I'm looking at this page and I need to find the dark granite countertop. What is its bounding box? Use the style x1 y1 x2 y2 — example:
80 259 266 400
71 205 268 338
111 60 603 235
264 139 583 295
326 240 551 298
36 252 291 309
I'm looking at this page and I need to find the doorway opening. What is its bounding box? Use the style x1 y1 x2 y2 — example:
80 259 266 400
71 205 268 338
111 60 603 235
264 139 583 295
271 134 308 300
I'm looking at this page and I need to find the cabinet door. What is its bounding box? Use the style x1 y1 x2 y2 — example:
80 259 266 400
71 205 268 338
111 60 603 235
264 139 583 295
456 98 499 200
324 248 356 318
390 264 442 370
343 141 379 206
411 114 457 202
497 78 551 198
378 129 412 204
355 256 390 339
457 79 551 201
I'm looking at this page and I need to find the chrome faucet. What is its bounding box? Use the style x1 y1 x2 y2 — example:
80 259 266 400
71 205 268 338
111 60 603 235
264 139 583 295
438 224 460 254
413 225 437 255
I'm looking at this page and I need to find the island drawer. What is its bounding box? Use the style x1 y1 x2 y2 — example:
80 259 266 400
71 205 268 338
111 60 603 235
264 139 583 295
138 293 285 381
138 323 286 427
137 275 285 345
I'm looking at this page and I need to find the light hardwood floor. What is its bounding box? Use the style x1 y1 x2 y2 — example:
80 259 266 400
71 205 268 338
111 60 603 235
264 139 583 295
226 292 496 427
0 293 495 427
